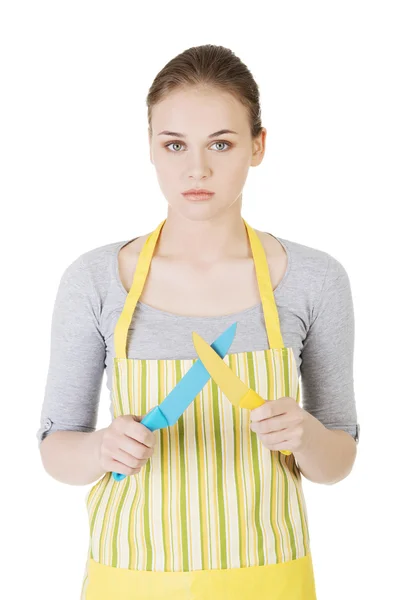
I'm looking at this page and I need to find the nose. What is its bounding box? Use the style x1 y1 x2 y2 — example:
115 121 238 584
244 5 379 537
185 149 211 179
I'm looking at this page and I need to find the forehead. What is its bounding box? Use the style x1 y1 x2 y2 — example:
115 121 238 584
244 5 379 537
151 87 248 135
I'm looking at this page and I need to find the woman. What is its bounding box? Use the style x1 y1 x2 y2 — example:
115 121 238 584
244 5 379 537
37 44 359 599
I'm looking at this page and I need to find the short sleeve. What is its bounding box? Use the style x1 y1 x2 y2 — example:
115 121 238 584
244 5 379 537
37 254 106 446
300 255 360 443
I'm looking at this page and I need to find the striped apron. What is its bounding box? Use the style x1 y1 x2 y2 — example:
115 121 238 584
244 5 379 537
81 219 317 599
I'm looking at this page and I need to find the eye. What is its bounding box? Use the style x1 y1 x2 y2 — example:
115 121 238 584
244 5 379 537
165 142 185 152
164 141 232 152
211 141 231 152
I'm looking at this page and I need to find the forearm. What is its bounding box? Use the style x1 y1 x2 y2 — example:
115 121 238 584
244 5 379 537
39 428 107 486
294 414 358 485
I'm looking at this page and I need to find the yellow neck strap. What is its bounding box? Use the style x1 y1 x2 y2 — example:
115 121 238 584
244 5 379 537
114 218 284 358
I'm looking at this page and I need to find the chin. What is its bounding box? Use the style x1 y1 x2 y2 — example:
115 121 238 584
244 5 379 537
170 201 229 222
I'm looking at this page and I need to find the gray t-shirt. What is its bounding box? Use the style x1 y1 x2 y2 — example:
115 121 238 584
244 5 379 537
36 232 360 446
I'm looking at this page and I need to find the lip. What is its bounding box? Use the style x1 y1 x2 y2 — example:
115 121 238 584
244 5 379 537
182 188 214 195
182 191 215 202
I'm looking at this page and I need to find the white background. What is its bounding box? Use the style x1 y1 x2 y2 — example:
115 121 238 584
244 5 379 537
1 1 399 598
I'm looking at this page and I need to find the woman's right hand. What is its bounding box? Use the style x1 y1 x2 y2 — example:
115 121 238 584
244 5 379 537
96 415 157 477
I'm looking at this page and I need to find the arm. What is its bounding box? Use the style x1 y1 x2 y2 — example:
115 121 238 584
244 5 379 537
40 428 107 486
293 413 357 485
37 253 107 485
296 254 360 484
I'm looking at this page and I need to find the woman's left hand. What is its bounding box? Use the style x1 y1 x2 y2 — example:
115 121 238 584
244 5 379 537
249 395 315 453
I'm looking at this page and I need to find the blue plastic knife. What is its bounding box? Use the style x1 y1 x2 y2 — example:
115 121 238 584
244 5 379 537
112 321 237 481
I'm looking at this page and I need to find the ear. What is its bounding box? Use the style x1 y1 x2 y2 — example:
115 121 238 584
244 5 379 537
251 127 267 167
148 128 153 164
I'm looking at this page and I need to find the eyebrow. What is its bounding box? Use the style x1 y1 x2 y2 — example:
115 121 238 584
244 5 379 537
157 129 238 139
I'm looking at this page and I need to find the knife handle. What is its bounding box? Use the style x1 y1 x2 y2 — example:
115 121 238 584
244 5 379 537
112 407 169 481
141 405 169 431
241 389 293 457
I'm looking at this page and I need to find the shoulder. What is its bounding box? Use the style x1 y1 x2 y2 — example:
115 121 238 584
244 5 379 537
256 231 352 325
56 239 130 302
61 239 122 277
272 233 351 286
59 233 152 297
274 235 353 327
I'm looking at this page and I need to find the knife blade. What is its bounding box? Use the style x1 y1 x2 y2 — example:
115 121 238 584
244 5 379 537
112 321 238 481
192 331 292 456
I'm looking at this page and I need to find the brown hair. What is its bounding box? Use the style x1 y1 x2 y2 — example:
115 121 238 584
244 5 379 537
146 44 263 139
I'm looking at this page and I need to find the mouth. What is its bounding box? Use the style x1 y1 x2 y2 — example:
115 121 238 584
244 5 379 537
182 191 215 202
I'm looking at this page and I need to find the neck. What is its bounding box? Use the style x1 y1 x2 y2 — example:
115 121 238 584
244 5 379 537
157 206 251 262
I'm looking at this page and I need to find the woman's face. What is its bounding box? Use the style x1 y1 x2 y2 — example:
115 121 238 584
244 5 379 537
149 86 266 222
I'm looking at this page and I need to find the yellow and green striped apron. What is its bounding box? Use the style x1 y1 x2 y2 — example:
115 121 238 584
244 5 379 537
81 219 317 599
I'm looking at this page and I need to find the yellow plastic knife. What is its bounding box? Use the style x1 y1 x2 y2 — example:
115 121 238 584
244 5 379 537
192 331 292 456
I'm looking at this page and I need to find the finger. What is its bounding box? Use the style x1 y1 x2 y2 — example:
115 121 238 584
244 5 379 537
251 409 302 432
110 459 141 476
250 415 287 434
250 400 286 421
256 396 298 420
119 436 155 460
114 447 149 469
267 442 293 453
260 430 290 446
125 420 157 448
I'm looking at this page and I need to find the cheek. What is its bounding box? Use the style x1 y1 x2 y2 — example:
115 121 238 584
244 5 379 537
225 156 251 189
154 164 180 195
155 156 179 175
